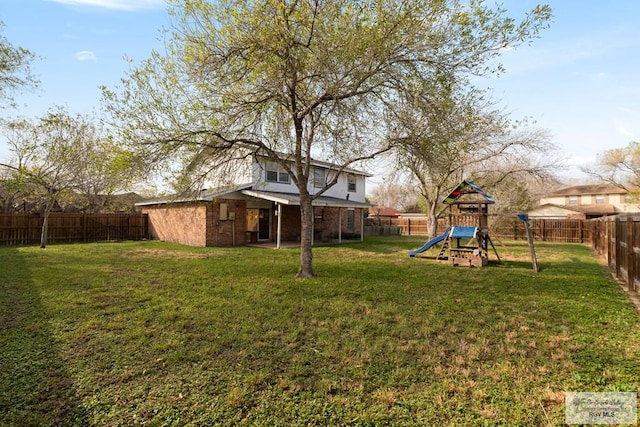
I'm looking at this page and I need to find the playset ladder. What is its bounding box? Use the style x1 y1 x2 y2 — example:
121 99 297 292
436 238 448 260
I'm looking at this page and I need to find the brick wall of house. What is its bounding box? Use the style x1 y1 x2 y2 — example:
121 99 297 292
143 200 363 247
142 203 208 246
273 206 363 242
206 199 248 246
314 207 363 241
277 205 302 242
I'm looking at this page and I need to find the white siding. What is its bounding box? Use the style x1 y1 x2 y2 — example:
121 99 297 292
252 158 367 202
202 157 253 189
308 171 366 202
539 196 564 205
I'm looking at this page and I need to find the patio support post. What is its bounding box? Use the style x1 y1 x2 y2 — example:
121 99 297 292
276 203 282 249
339 207 342 244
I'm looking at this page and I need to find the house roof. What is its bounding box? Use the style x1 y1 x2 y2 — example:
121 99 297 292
570 204 617 215
136 184 372 209
369 206 400 217
135 183 254 206
528 203 617 217
547 184 627 196
241 189 372 208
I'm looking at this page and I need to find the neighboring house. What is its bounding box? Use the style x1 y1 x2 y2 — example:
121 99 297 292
136 153 371 247
529 184 640 219
368 206 400 221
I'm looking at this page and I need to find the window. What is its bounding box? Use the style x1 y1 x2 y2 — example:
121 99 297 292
347 174 356 192
313 167 325 188
265 162 290 183
568 195 578 206
347 209 355 232
595 194 605 205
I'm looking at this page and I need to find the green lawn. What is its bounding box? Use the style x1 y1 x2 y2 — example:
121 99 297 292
1 237 639 426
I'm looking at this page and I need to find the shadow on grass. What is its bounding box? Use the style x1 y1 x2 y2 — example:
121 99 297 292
0 247 88 427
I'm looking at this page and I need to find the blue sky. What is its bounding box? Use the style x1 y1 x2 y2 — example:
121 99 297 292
1 0 640 182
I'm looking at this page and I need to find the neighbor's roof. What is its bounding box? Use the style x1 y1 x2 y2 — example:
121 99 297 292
570 204 617 215
547 184 627 196
369 206 401 217
443 180 495 204
528 203 617 216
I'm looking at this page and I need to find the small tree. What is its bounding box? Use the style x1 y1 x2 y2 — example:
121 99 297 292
581 141 640 194
367 180 421 212
1 108 139 247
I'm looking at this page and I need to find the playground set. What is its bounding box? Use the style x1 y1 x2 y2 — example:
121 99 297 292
408 180 501 267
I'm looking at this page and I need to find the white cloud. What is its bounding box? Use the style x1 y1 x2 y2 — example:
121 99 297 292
75 50 97 62
46 0 166 11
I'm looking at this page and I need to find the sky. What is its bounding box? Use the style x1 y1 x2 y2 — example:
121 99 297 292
1 0 640 183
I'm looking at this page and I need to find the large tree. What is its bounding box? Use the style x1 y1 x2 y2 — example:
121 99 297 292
103 0 551 277
391 73 560 237
0 21 38 109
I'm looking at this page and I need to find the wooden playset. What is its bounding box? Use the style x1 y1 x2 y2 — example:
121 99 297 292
409 180 501 267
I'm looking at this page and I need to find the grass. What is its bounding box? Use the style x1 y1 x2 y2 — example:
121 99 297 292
1 236 639 426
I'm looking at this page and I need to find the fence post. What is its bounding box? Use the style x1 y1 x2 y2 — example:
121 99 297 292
26 214 31 245
407 218 411 236
626 217 634 292
607 218 612 271
615 217 621 279
579 220 583 243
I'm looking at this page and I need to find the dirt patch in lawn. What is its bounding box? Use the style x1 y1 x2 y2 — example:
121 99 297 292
122 248 213 260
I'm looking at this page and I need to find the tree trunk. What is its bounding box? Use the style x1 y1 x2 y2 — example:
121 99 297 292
40 211 49 248
40 197 55 249
297 191 315 278
427 199 439 239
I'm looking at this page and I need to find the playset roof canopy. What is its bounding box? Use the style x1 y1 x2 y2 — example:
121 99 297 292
443 180 495 204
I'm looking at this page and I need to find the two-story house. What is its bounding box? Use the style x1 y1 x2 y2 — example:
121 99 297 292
528 184 640 219
136 153 371 247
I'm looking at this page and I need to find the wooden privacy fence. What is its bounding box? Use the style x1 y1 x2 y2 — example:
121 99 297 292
591 215 640 294
0 213 148 246
366 216 591 243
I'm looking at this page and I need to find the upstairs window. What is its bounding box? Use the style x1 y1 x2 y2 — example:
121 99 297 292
266 162 290 184
348 174 357 192
313 167 326 188
568 195 578 206
595 194 605 205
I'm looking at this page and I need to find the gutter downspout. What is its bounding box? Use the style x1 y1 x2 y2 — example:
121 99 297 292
338 207 342 244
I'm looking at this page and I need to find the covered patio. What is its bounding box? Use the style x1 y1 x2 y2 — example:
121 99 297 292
241 189 371 249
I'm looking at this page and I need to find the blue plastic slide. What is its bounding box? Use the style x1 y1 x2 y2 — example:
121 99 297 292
408 228 450 257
